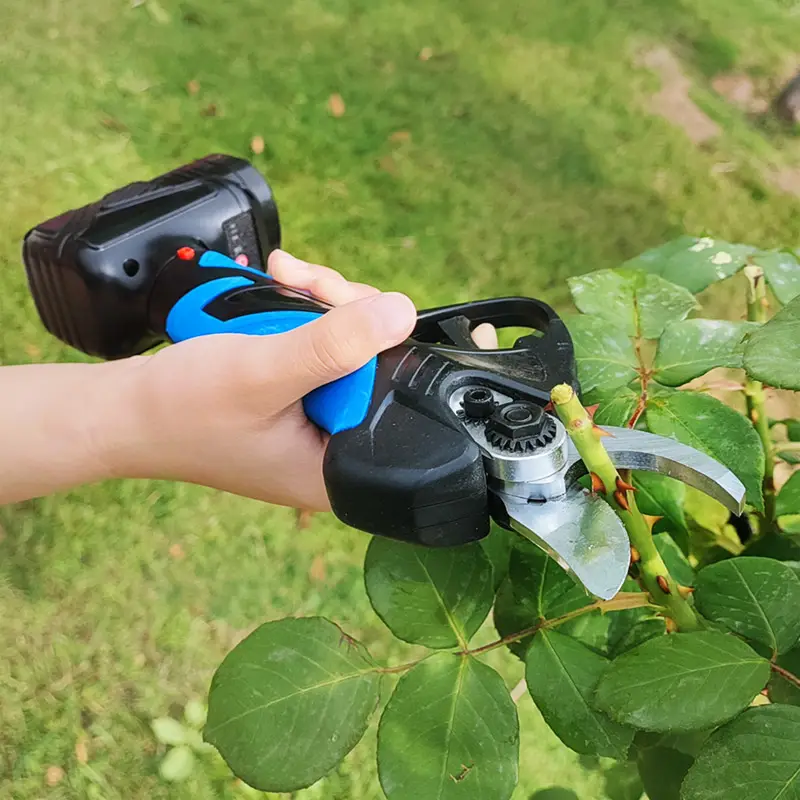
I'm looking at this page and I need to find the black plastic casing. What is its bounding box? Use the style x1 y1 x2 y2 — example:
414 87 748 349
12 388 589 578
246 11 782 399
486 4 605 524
22 154 280 359
325 298 580 547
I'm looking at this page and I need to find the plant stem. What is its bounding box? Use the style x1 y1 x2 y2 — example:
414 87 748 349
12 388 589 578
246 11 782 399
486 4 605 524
375 592 654 675
744 265 776 533
551 384 701 631
466 592 652 657
771 662 800 691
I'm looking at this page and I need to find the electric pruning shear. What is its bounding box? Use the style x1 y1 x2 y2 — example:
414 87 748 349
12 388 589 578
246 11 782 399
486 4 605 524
22 154 746 600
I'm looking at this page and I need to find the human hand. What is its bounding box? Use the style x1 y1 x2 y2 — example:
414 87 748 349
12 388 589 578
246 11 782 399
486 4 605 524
105 251 417 511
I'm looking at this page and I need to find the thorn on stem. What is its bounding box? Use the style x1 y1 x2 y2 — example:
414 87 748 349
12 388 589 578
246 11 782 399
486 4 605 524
656 575 671 595
630 546 641 564
615 476 637 493
678 585 695 599
665 617 678 633
593 425 613 438
590 472 607 493
613 489 631 511
642 514 663 530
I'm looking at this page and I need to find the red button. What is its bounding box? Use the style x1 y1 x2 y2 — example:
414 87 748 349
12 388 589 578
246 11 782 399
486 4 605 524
235 254 249 266
177 246 196 261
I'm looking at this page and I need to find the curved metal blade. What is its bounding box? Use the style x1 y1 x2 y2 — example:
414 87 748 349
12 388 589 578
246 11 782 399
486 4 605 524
500 486 631 600
566 427 746 515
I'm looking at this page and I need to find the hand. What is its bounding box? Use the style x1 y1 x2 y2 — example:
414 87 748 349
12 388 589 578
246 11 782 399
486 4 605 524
104 251 417 511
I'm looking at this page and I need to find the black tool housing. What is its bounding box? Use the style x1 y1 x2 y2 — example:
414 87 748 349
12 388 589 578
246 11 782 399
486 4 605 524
324 297 579 546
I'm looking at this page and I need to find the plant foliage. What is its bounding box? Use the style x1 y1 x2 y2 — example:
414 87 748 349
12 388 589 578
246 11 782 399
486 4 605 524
203 236 800 799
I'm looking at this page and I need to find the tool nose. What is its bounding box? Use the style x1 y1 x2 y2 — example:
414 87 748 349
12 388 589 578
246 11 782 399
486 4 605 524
565 427 746 515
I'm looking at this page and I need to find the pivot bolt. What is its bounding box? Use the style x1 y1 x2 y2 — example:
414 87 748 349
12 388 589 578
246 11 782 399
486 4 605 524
487 402 546 440
485 401 557 453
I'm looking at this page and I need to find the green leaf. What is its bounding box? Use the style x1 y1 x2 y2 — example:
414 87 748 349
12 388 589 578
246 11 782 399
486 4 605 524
694 557 800 655
778 472 800 518
151 717 187 746
481 525 516 591
607 579 664 657
634 473 689 552
622 236 755 294
205 617 381 793
159 745 196 782
568 268 696 339
493 579 534 660
769 646 800 706
653 320 758 386
780 515 800 535
604 762 645 800
495 541 594 660
775 472 800 533
594 632 770 732
558 612 612 656
785 420 800 441
635 728 713 758
377 654 519 800
609 617 666 657
654 533 695 587
646 390 765 511
565 315 638 394
508 539 592 619
530 790 579 800
682 705 800 800
751 249 800 305
525 630 634 758
364 538 494 649
588 384 641 427
744 294 800 390
636 746 692 800
744 531 800 561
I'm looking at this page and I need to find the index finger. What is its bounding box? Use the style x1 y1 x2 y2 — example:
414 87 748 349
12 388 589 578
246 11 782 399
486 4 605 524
268 249 380 306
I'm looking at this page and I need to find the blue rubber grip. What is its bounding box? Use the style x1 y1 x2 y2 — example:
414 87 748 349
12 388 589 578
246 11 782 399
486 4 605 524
164 251 377 435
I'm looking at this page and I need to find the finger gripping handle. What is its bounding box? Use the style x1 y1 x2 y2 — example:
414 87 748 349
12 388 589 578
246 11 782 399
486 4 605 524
151 249 378 434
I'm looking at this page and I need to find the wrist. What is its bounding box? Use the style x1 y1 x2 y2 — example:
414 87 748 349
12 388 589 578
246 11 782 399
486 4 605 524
85 357 158 483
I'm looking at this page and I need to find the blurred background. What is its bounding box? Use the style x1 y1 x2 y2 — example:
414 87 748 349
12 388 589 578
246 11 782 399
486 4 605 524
1 0 800 797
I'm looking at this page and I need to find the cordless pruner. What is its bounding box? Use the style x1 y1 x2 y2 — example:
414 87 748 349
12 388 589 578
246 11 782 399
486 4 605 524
22 154 745 600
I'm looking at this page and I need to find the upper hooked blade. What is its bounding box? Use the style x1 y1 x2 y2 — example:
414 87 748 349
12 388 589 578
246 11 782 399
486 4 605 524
500 485 631 600
566 427 746 515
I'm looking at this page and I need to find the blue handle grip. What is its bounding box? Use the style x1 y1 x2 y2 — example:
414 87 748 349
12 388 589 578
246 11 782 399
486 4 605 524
164 251 377 434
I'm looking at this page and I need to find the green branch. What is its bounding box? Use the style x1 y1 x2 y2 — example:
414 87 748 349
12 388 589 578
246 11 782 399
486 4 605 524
376 593 655 675
551 384 701 632
744 265 776 533
465 592 653 657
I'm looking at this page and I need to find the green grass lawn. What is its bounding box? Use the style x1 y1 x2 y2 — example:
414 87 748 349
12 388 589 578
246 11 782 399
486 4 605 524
1 0 800 797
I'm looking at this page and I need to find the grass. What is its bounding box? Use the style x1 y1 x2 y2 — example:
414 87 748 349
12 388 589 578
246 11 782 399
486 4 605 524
1 0 800 797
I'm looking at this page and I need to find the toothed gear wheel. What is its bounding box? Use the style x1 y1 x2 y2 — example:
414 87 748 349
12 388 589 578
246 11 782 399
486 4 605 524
485 402 557 453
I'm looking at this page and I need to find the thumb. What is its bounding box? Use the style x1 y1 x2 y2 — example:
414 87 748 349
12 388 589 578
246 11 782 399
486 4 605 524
271 291 417 402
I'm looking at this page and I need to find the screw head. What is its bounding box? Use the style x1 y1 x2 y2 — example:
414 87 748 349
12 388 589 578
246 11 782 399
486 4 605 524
462 387 496 420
